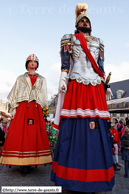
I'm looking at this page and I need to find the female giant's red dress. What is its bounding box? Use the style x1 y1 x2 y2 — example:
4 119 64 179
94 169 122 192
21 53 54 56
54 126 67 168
0 74 52 166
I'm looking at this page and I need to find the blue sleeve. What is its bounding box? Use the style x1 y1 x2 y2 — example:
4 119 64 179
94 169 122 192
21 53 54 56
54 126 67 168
98 57 105 73
61 47 70 71
98 57 110 91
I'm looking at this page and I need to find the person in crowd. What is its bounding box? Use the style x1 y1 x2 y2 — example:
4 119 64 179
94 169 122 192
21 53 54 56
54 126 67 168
0 119 3 128
51 3 114 193
109 130 121 171
125 117 129 126
121 124 126 137
0 119 9 134
46 121 49 131
118 120 124 138
110 123 121 167
47 123 59 160
0 54 52 175
0 119 10 156
121 126 129 178
114 118 118 130
0 127 5 156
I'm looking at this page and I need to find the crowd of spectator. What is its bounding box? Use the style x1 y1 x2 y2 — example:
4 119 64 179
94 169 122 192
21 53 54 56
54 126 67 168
46 121 59 160
0 118 10 156
110 117 129 177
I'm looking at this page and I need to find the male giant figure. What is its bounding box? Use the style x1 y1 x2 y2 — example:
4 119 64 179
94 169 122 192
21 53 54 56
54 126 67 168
51 3 114 193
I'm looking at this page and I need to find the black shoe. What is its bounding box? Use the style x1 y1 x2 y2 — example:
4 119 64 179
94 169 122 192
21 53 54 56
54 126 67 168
114 166 121 171
28 166 31 173
124 174 128 178
22 166 30 176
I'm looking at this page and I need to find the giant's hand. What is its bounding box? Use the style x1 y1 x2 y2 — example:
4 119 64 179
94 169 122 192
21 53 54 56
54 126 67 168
58 71 67 93
106 88 113 101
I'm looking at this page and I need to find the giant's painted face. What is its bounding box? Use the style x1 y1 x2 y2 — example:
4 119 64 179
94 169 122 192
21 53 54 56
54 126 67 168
77 18 90 28
27 60 38 71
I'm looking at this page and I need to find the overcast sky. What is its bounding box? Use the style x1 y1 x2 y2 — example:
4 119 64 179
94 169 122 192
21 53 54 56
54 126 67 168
0 0 129 102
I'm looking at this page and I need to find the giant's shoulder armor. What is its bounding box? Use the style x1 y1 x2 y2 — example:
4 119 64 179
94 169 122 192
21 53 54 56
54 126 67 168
61 34 104 54
61 34 75 51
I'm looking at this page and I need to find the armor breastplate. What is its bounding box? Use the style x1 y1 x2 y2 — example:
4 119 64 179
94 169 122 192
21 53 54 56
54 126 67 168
70 35 103 86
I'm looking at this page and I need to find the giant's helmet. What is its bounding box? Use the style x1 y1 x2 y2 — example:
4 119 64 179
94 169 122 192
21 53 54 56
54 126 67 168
75 3 91 28
25 54 39 70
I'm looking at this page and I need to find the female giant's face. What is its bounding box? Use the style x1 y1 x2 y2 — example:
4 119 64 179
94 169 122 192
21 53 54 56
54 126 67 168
27 60 38 71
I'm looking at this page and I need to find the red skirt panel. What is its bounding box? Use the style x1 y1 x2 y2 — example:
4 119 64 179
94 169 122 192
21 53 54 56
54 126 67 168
60 80 110 119
0 101 52 166
52 161 114 182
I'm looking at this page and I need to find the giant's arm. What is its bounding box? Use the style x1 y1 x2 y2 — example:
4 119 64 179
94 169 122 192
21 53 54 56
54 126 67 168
98 38 105 74
59 34 72 93
7 78 20 110
7 77 20 117
98 39 112 100
61 47 71 72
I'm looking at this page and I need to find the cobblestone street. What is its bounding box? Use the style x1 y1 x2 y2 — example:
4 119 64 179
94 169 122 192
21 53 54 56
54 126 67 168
0 156 129 194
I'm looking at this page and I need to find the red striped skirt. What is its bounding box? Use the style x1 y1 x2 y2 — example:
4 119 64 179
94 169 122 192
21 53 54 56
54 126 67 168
60 80 110 119
0 101 52 166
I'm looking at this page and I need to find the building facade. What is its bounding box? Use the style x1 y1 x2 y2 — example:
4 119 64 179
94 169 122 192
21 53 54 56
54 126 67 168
107 79 129 123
